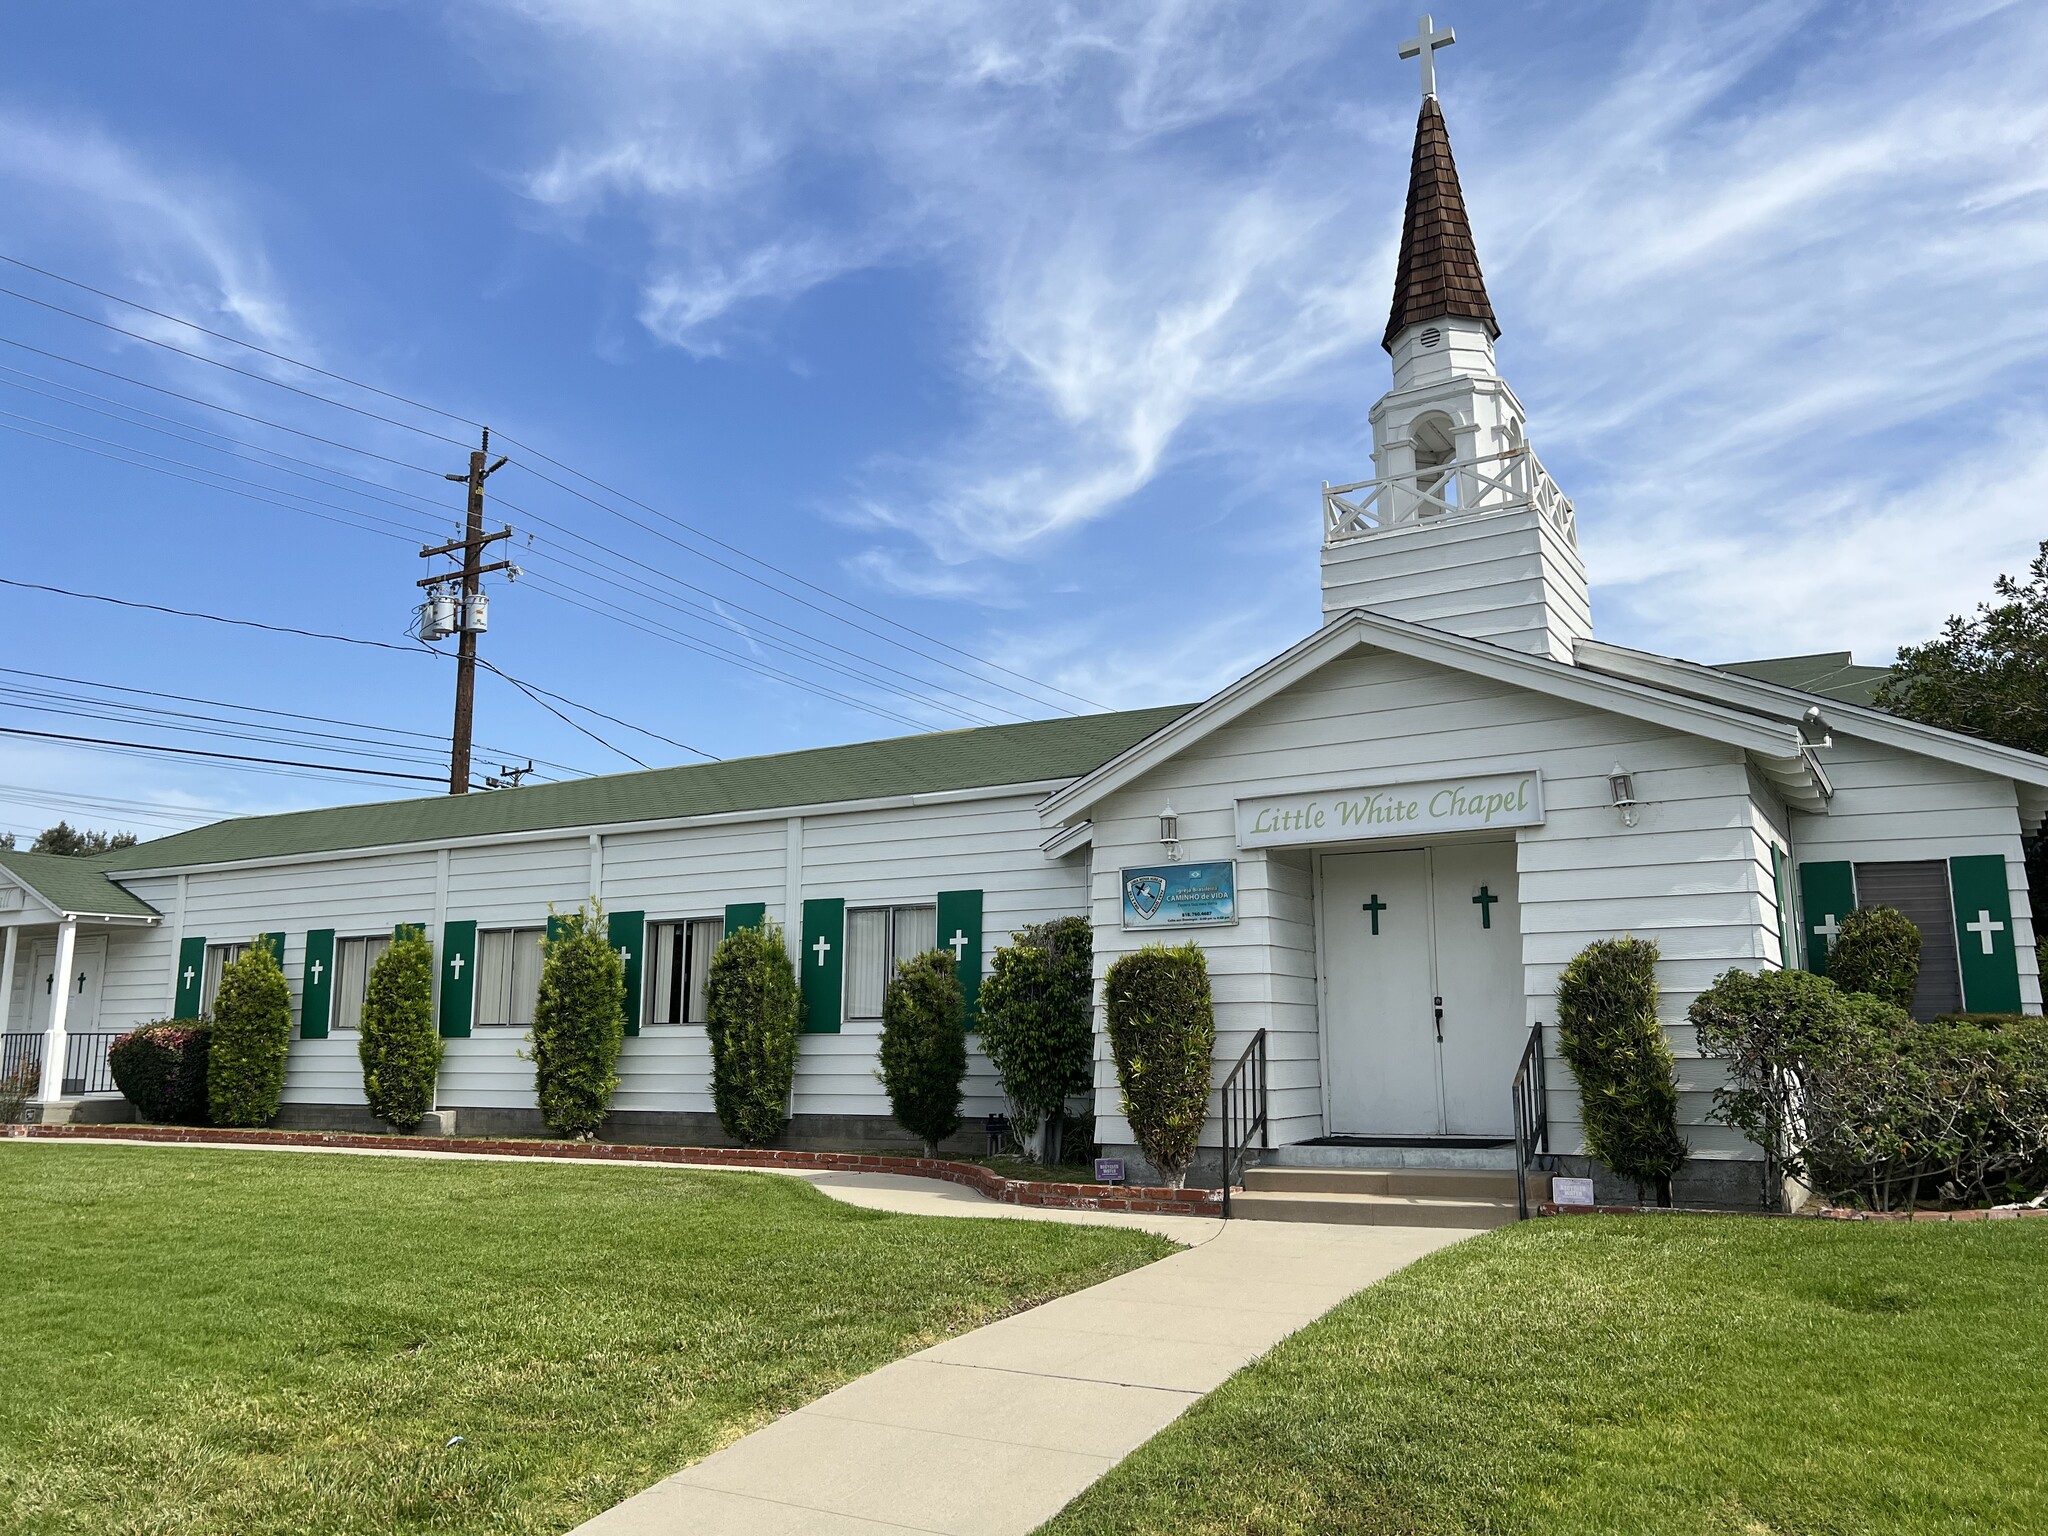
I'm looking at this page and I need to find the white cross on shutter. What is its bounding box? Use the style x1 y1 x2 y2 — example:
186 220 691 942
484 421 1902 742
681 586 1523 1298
812 935 831 967
1966 909 2005 955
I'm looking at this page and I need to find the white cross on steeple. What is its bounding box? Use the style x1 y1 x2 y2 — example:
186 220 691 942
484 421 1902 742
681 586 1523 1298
949 929 970 962
812 935 831 967
1399 13 1455 99
1966 909 2005 954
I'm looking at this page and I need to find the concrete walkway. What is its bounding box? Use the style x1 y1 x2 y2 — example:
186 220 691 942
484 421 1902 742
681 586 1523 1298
571 1218 1474 1536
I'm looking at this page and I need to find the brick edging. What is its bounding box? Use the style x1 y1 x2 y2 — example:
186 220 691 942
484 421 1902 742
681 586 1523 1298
12 1123 1224 1216
1539 1200 2048 1223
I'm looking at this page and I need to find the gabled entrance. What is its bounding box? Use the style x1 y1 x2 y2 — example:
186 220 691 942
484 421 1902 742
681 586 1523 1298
1317 841 1523 1137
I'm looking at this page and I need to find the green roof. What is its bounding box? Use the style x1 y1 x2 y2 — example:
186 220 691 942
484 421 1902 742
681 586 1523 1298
1717 651 1891 708
103 705 1194 872
0 849 161 918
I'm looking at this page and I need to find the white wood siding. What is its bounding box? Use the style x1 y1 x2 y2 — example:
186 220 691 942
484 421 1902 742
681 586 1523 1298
1084 646 1772 1161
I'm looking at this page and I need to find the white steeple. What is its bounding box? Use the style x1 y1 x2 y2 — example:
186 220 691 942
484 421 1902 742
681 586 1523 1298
1321 24 1589 662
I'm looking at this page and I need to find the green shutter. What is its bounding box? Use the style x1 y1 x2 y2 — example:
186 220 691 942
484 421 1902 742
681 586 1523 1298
800 897 844 1034
546 914 568 943
724 902 766 934
260 932 286 967
440 920 477 1039
301 929 335 1039
1771 847 1796 969
394 921 427 944
1797 861 1856 977
1949 855 2023 1014
608 910 645 1036
936 889 984 1026
173 935 207 1019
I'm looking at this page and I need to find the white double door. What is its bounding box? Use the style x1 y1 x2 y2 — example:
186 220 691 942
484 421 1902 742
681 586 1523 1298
1320 842 1524 1137
27 935 108 1034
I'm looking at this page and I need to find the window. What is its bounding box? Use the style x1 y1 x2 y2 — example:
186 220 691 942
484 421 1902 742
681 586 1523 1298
645 917 725 1025
475 926 546 1028
201 942 248 1017
844 903 936 1021
1853 861 1963 1018
332 934 391 1032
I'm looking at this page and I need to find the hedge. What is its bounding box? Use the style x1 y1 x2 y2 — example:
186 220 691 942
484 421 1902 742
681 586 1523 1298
977 916 1094 1159
359 926 440 1131
207 941 292 1127
879 948 968 1155
530 905 626 1138
1103 942 1215 1189
1694 967 2048 1210
1828 904 1921 1010
705 920 800 1146
108 1022 212 1124
1555 936 1688 1204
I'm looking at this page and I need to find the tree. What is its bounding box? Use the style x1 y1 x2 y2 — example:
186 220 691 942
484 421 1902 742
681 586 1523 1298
1554 937 1688 1205
977 916 1094 1162
1102 943 1216 1189
1876 540 2048 972
878 948 968 1155
530 904 626 1138
1827 906 1921 1012
207 941 292 1127
705 921 801 1145
28 821 139 857
359 927 441 1130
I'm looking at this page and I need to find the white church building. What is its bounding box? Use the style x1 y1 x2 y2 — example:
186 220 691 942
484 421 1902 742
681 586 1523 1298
4 50 2044 1208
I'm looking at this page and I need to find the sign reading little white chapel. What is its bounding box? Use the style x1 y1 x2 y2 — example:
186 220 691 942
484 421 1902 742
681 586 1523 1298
1235 770 1544 849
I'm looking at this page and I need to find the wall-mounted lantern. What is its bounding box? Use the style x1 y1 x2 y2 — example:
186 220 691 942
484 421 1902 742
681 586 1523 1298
1608 765 1640 828
1159 804 1182 862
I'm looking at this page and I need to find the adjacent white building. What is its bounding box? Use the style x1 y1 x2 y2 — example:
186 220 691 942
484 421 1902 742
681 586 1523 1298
4 79 2042 1204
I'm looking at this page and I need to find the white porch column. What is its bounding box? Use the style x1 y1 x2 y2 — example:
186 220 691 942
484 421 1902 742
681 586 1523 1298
41 916 77 1104
0 924 17 1035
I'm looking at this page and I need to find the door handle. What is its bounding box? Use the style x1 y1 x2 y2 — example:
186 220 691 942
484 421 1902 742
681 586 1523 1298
1433 996 1444 1042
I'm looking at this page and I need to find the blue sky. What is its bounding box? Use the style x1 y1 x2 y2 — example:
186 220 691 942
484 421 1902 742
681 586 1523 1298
2 1 2045 844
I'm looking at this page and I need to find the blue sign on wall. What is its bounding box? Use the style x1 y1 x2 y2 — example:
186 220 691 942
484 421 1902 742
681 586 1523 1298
1120 861 1237 930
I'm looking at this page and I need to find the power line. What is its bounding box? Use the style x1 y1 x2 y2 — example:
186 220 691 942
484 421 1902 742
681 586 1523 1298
0 282 471 448
473 660 716 762
0 724 452 784
0 252 485 432
0 255 1103 714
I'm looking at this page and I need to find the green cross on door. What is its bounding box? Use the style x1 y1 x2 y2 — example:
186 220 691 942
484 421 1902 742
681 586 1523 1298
1472 886 1498 929
1362 895 1387 935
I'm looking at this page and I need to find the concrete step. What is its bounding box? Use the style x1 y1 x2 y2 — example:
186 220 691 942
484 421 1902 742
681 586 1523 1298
1243 1165 1542 1202
1227 1189 1519 1229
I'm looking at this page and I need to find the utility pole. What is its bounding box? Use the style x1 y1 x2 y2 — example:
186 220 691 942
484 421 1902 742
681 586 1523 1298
420 427 511 794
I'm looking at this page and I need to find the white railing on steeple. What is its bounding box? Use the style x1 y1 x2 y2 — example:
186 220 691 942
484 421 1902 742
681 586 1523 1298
1323 445 1577 545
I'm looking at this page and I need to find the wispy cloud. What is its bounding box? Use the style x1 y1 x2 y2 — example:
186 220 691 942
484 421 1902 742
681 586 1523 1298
478 0 2048 683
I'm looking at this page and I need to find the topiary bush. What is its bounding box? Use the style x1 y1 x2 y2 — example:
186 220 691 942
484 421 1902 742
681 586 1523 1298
978 916 1094 1162
530 904 626 1139
1827 905 1922 1011
1555 936 1689 1205
1102 942 1216 1189
207 941 292 1127
108 1021 212 1124
879 949 968 1156
358 926 440 1131
705 920 800 1146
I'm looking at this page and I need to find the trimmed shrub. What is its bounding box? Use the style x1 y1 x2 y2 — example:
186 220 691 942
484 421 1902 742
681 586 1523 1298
358 927 440 1131
879 949 968 1155
0 1054 39 1123
108 1022 212 1124
1103 942 1216 1189
978 916 1094 1160
208 941 292 1126
530 904 627 1139
706 920 801 1145
1555 937 1689 1204
1827 905 1921 1011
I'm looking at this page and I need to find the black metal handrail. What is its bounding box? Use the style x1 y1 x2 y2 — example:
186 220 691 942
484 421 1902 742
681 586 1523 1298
1219 1027 1268 1218
63 1031 123 1096
1511 1020 1552 1220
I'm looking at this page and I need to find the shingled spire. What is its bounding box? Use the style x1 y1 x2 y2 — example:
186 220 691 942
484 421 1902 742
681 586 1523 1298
1381 96 1498 353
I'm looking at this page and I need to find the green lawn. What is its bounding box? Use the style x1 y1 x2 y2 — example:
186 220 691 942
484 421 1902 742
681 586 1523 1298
1041 1215 2048 1536
0 1144 1173 1536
